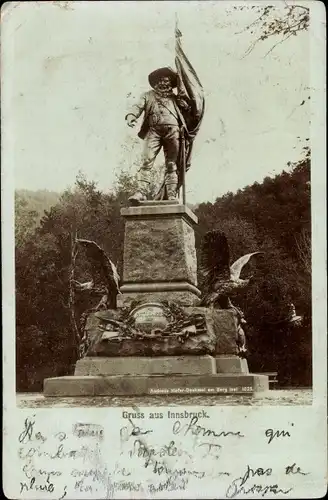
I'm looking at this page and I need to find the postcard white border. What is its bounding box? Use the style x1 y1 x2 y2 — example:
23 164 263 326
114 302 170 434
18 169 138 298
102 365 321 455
1 1 327 498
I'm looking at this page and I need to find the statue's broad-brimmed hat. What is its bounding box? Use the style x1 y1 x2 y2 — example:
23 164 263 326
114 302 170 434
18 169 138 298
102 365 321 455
148 67 178 89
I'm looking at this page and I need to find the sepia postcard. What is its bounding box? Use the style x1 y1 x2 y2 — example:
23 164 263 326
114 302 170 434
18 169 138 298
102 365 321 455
2 1 327 498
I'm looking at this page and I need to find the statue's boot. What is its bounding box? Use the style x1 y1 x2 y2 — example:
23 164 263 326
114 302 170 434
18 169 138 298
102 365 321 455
165 166 178 201
128 180 148 206
166 182 178 201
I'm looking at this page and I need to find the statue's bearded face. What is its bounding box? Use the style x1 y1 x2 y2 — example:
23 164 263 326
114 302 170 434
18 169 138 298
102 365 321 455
155 76 173 93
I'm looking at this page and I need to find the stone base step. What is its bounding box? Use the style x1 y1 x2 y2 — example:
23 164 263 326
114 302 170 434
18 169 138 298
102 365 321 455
44 373 268 397
74 355 249 376
75 355 217 376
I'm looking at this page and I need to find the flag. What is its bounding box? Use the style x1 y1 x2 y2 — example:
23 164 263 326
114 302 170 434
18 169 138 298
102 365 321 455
175 25 205 140
175 21 205 197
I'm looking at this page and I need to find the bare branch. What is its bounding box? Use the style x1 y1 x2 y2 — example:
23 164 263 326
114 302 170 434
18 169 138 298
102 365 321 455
263 32 294 58
239 3 309 57
235 8 269 35
241 38 261 58
68 230 81 358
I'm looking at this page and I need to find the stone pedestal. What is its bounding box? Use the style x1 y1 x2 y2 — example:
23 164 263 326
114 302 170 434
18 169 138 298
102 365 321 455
44 353 266 396
43 201 269 398
117 202 201 307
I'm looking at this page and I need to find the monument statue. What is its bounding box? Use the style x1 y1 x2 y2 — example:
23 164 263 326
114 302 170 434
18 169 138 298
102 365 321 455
125 24 205 205
44 21 270 398
125 67 190 204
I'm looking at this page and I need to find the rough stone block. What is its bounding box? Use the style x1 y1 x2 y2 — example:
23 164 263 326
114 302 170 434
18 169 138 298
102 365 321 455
119 204 199 308
84 307 238 357
87 333 216 357
84 309 121 355
44 376 97 397
187 307 238 355
216 355 249 374
122 217 197 284
212 309 238 355
253 374 270 392
75 355 217 376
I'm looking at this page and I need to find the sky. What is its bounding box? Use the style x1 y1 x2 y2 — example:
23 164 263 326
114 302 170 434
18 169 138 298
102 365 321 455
2 1 311 204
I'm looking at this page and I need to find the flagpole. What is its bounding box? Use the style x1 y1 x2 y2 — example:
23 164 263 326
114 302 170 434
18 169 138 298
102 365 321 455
181 135 186 206
175 13 187 206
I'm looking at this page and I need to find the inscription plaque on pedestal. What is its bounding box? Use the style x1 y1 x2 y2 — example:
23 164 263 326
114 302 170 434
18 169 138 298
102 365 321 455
130 303 168 333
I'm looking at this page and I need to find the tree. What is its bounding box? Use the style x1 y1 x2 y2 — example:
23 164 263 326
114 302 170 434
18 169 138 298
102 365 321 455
295 227 311 276
15 194 38 248
233 4 310 57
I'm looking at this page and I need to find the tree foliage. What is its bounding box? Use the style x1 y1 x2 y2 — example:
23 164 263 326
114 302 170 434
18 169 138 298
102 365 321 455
195 151 311 386
15 174 125 390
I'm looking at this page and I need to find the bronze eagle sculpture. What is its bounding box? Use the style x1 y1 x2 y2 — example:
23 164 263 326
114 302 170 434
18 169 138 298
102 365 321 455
200 230 262 308
73 238 120 310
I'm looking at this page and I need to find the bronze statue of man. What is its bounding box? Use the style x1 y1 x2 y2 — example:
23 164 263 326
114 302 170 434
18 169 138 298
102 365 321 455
125 67 190 204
